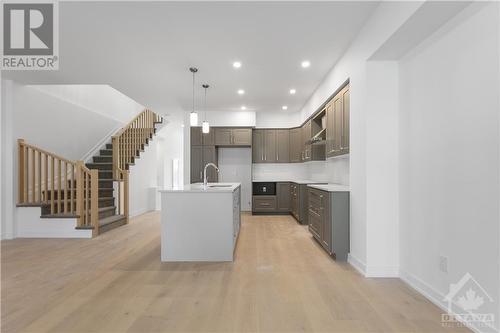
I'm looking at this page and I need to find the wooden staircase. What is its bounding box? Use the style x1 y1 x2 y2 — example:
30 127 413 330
84 142 126 233
17 109 163 237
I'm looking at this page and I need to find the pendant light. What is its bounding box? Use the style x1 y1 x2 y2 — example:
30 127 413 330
202 84 210 133
189 67 198 126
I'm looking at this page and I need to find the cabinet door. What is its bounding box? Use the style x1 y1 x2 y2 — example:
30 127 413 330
264 130 277 163
321 192 332 253
252 130 265 163
190 146 203 183
341 87 350 154
276 129 290 163
191 127 203 146
214 128 232 146
332 92 343 156
202 130 215 146
289 128 301 162
232 128 252 146
277 182 290 211
302 121 311 161
202 146 218 182
308 188 323 241
326 101 335 157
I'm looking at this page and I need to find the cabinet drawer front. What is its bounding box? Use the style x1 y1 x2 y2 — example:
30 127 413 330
308 213 322 240
308 189 324 210
252 196 277 211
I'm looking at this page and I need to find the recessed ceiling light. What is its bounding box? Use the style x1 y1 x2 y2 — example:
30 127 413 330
282 105 288 110
289 89 296 95
241 106 246 110
233 61 242 69
237 89 245 95
301 60 311 68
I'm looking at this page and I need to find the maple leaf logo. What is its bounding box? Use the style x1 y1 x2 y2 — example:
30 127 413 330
457 289 484 311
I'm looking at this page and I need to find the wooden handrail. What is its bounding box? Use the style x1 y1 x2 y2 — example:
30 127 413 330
111 109 160 225
18 139 99 233
112 109 162 179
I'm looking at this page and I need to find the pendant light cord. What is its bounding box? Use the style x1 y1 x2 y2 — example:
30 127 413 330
192 71 195 114
204 86 207 121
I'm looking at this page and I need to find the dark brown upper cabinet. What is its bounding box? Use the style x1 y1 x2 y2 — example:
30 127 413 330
326 85 349 158
215 128 252 146
252 129 289 163
191 126 215 146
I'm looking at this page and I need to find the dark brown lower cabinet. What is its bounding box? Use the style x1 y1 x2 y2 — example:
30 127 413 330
252 196 277 212
252 182 290 214
290 183 299 219
277 182 290 211
308 187 349 261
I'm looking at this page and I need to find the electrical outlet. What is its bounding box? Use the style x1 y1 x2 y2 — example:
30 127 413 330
439 255 448 273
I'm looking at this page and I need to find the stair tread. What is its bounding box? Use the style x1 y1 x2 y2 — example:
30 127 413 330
41 213 78 219
100 214 126 226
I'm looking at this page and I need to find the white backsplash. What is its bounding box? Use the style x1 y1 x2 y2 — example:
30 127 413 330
308 155 349 185
252 155 349 185
252 163 308 181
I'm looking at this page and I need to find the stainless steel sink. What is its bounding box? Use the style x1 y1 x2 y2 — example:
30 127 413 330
208 184 232 188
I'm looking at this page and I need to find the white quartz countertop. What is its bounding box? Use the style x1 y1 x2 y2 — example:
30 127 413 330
307 184 350 192
159 183 241 193
252 179 327 185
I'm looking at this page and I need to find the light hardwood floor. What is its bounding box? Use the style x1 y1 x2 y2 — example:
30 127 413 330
2 212 470 333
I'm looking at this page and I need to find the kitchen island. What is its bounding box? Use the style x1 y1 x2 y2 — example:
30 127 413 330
159 183 241 262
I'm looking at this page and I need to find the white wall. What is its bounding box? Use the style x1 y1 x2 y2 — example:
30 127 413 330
399 3 499 331
32 85 144 123
201 111 256 127
13 84 123 161
1 80 15 239
256 111 301 128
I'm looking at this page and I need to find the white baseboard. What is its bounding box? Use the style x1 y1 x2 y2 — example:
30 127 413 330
130 208 154 218
348 253 399 278
365 265 400 278
1 232 15 240
400 270 499 333
348 253 366 275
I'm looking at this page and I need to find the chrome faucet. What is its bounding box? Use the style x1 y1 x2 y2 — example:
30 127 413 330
203 163 220 188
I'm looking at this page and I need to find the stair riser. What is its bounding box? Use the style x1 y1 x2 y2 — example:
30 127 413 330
100 181 113 188
92 156 112 163
100 149 112 156
41 199 115 215
67 180 114 189
99 208 116 219
87 163 113 170
43 189 113 200
99 218 127 234
99 171 113 180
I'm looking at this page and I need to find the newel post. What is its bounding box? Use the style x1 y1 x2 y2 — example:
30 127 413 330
124 171 129 223
90 169 99 237
17 139 25 204
112 136 118 180
75 161 84 227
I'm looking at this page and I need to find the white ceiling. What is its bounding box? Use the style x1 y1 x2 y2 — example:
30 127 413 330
3 1 379 115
